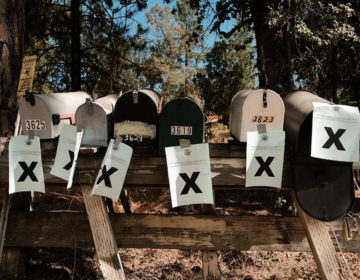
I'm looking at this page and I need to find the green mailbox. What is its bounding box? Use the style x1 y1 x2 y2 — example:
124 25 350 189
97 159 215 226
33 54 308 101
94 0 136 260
158 93 205 156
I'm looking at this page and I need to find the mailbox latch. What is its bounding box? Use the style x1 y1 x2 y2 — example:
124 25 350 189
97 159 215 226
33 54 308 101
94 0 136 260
52 114 60 125
86 98 93 115
263 91 267 108
133 84 139 104
25 90 35 106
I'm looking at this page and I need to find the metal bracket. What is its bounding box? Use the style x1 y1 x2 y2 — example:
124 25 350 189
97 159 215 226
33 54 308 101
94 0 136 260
133 91 138 104
263 91 267 108
86 98 93 115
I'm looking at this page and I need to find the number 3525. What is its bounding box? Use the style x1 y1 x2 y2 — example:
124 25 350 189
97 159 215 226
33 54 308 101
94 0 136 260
251 116 275 123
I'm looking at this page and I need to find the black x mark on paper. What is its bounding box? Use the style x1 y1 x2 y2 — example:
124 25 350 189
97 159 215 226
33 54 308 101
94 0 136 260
63 150 74 170
179 172 203 195
97 165 118 188
322 127 346 151
18 161 38 182
255 157 275 177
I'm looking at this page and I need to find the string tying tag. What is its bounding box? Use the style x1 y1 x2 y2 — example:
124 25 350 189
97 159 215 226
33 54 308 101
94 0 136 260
179 139 191 149
28 130 34 139
257 124 267 134
114 135 123 147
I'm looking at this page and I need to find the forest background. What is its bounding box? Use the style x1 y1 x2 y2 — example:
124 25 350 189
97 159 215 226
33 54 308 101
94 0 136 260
1 0 360 137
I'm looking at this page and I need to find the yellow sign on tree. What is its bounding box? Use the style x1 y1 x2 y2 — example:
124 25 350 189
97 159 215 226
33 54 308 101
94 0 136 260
17 56 37 96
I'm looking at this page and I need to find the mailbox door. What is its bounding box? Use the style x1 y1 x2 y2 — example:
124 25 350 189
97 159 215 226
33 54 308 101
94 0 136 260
158 97 204 156
114 91 159 148
75 103 110 147
19 96 53 139
294 158 354 221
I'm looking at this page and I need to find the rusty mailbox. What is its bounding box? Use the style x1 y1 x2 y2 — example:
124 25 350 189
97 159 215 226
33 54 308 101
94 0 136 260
284 90 354 221
75 94 118 147
113 88 163 148
19 91 91 139
230 89 284 142
158 93 205 156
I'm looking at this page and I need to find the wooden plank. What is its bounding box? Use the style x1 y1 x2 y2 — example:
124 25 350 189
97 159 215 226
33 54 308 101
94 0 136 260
119 188 133 213
4 211 358 252
201 190 220 280
0 156 295 187
81 185 125 280
0 191 11 264
291 191 341 280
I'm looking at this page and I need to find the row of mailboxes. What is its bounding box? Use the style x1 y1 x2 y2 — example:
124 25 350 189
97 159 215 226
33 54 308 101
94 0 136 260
229 89 354 221
19 90 205 152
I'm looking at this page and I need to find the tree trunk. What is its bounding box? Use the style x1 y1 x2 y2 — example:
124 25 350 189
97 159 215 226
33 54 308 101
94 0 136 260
0 0 25 137
71 0 81 91
283 0 294 93
331 44 339 104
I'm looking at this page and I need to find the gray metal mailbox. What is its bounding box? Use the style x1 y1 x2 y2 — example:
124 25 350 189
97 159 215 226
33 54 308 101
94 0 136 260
75 94 118 147
284 90 354 221
19 91 91 139
230 89 284 142
113 88 163 148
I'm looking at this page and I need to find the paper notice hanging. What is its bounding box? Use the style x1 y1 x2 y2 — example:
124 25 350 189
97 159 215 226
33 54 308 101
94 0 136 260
91 139 133 200
165 143 213 208
17 56 37 96
50 124 83 188
9 136 45 194
246 131 285 188
311 102 360 162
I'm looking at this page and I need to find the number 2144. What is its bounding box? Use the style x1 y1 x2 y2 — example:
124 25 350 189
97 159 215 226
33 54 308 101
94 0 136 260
251 116 275 123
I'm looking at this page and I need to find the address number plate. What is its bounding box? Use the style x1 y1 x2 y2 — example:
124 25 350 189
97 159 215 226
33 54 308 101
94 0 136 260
124 134 142 142
25 119 46 130
171 126 192 135
251 116 275 123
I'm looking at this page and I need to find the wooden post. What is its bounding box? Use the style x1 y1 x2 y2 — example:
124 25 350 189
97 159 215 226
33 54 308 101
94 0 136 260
291 191 341 280
0 191 11 264
81 185 126 280
201 189 220 280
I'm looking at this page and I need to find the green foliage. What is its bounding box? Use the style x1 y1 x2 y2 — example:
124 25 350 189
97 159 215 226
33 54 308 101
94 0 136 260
197 30 255 122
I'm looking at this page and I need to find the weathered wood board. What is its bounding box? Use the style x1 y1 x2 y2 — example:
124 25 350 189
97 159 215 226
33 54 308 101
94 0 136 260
3 211 358 252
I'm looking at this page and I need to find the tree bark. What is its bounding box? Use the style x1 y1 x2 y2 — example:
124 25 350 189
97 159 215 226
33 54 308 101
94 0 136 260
0 0 25 137
71 0 81 91
331 44 339 104
283 0 294 93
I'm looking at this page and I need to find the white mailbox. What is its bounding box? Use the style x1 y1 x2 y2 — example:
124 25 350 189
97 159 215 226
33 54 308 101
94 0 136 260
19 91 91 139
230 89 284 142
75 94 118 147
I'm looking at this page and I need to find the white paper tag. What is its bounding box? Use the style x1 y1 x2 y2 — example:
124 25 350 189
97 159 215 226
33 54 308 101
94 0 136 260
91 139 133 200
9 136 45 194
311 102 360 162
165 143 213 207
50 123 83 188
246 131 285 188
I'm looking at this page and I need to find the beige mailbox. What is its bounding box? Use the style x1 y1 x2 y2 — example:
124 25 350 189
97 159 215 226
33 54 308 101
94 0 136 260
75 94 118 147
19 91 91 139
230 89 284 142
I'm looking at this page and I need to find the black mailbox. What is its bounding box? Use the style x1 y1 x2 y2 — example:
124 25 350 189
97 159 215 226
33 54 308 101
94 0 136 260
113 89 163 148
284 90 354 221
158 93 204 156
75 94 118 147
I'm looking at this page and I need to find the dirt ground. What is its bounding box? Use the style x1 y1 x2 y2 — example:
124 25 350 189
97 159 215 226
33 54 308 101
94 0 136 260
5 127 360 279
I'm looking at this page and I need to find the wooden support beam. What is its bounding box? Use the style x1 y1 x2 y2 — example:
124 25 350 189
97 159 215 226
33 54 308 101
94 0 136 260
81 186 126 280
119 188 133 213
291 191 342 280
4 211 358 252
0 191 11 264
201 190 220 280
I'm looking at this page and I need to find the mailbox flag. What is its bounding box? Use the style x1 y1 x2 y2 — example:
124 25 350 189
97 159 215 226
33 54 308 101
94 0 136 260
246 131 285 188
9 136 45 194
311 102 360 162
50 123 83 188
91 139 133 200
165 143 213 208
